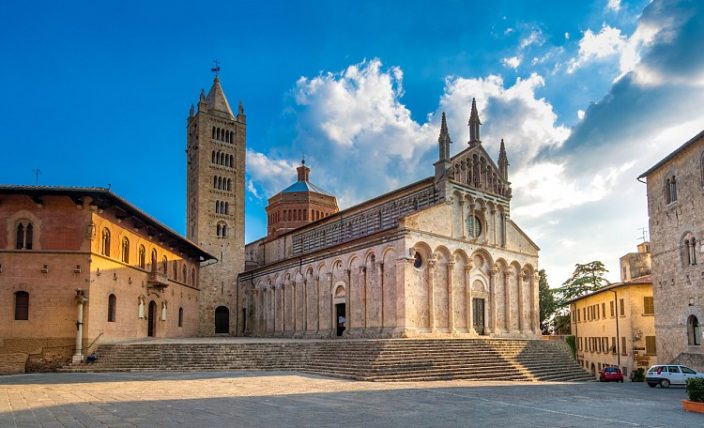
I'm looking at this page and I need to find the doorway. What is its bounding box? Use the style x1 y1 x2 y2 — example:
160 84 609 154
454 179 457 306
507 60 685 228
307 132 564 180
147 301 157 337
335 303 346 336
215 306 229 334
472 298 485 335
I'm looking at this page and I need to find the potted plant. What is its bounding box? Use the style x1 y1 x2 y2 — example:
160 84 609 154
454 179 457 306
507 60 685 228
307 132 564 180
632 368 645 382
683 378 704 413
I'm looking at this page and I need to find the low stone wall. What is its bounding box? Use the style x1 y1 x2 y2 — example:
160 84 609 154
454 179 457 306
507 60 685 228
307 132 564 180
0 337 77 374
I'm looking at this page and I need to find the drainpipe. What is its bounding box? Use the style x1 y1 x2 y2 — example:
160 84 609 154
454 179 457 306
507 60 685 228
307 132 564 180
72 289 88 364
611 290 621 368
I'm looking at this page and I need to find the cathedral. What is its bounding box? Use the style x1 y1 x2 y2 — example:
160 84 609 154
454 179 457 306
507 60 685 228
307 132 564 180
189 77 543 338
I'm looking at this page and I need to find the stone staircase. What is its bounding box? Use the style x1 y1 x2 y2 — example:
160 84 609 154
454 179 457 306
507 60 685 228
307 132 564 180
59 339 593 382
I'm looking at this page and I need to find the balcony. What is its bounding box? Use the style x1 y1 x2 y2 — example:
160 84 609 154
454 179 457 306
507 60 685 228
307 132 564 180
147 271 169 290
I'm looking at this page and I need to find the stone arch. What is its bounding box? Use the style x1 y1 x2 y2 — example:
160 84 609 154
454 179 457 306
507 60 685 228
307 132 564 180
432 246 452 331
471 249 494 274
294 271 305 333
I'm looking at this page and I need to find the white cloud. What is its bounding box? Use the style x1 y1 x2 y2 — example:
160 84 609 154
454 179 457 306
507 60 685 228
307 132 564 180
439 73 570 169
567 25 627 73
502 56 521 69
245 150 298 198
519 29 544 49
565 32 570 40
607 0 621 12
577 109 585 120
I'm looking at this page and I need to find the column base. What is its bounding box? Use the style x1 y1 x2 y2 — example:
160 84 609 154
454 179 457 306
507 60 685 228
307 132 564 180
72 353 83 364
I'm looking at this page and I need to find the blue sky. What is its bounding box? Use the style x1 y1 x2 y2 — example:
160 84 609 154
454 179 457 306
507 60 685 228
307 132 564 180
2 0 703 285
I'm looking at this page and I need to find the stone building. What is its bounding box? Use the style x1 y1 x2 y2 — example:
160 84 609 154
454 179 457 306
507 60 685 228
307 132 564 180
0 186 213 373
238 102 540 339
639 129 704 370
569 244 655 379
186 76 247 336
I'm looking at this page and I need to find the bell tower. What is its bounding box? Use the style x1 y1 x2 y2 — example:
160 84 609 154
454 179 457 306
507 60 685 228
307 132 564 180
186 73 246 335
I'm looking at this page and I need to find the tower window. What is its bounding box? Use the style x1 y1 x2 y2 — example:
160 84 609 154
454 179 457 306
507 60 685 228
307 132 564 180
121 237 130 263
101 228 111 256
665 176 678 204
15 291 29 320
108 294 117 322
138 245 146 269
15 220 33 250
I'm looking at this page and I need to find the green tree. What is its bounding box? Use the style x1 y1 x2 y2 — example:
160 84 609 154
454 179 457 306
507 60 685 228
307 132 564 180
538 269 556 333
555 261 610 307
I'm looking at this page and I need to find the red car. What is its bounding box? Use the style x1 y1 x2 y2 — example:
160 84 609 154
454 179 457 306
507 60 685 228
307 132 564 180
600 367 624 382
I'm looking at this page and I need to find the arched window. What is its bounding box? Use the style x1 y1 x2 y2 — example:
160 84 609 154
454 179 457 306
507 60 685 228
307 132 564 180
15 291 29 320
121 237 130 263
15 220 33 250
162 256 168 274
222 224 227 237
191 268 196 286
688 315 701 346
178 307 184 327
212 151 216 163
684 235 698 266
216 224 222 237
229 131 234 143
138 245 146 269
213 176 217 188
108 294 116 322
173 261 178 279
230 154 234 167
212 126 216 139
466 215 482 238
215 201 219 214
182 265 187 282
101 228 111 256
151 249 157 272
227 179 232 191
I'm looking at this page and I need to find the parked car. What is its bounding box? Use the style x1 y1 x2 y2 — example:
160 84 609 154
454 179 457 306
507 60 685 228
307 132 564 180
645 364 704 388
600 366 624 382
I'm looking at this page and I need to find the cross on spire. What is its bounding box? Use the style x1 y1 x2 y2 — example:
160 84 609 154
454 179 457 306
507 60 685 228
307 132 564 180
211 59 221 77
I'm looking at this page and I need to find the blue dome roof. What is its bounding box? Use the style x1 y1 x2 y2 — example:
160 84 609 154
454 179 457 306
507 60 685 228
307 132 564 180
281 180 334 196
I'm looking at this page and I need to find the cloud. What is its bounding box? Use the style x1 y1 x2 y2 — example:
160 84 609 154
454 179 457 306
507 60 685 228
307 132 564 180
245 150 298 198
567 25 627 73
607 0 621 12
577 109 585 120
502 56 521 69
519 29 544 49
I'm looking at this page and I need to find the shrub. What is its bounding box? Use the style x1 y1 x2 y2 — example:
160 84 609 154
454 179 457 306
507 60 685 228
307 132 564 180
565 335 576 359
632 368 645 382
686 377 704 402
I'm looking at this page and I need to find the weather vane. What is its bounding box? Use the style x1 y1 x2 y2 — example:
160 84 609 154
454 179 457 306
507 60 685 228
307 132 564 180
211 59 221 77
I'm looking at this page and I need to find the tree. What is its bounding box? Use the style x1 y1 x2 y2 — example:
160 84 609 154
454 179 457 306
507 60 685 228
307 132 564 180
554 261 610 307
538 269 556 333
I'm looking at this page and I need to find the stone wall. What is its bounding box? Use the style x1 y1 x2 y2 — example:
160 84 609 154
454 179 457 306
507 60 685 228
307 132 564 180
645 134 704 369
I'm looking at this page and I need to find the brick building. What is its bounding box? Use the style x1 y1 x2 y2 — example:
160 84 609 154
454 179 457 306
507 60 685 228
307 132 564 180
639 130 704 370
0 187 213 373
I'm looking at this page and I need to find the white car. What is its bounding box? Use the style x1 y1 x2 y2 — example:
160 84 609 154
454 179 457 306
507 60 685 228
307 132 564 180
645 364 704 388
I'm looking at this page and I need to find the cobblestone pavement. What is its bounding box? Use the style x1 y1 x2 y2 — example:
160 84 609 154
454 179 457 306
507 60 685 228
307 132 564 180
0 371 700 427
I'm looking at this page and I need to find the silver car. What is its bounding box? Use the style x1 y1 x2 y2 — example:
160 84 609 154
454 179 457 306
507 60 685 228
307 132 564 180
645 364 704 388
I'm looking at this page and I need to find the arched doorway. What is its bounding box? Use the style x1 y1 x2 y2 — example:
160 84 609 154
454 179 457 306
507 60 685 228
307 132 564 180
688 315 701 346
148 301 157 337
590 363 596 377
215 306 229 334
333 285 346 337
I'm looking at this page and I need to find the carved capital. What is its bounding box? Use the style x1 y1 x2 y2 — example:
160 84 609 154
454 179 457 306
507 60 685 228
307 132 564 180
427 257 437 269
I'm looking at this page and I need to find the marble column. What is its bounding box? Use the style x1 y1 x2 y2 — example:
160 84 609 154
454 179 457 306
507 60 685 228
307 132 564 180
379 262 385 331
517 272 525 334
504 271 512 333
361 266 368 331
490 267 498 334
428 257 436 333
465 264 473 334
447 260 455 333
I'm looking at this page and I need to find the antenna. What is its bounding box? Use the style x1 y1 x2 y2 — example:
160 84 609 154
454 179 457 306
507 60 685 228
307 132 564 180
211 59 221 77
636 227 649 242
32 168 41 185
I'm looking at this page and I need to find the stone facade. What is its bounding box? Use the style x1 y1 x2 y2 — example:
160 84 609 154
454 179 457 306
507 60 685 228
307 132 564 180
186 77 246 335
0 187 212 373
640 130 704 369
570 244 655 379
239 105 540 339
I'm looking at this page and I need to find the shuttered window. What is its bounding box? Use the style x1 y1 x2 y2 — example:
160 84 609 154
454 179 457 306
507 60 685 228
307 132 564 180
646 336 656 355
643 296 654 315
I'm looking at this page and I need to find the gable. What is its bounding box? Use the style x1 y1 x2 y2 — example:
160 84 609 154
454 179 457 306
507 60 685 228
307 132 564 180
447 144 511 199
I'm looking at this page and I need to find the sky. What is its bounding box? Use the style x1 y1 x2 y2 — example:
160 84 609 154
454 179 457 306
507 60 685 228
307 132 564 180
2 0 703 286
